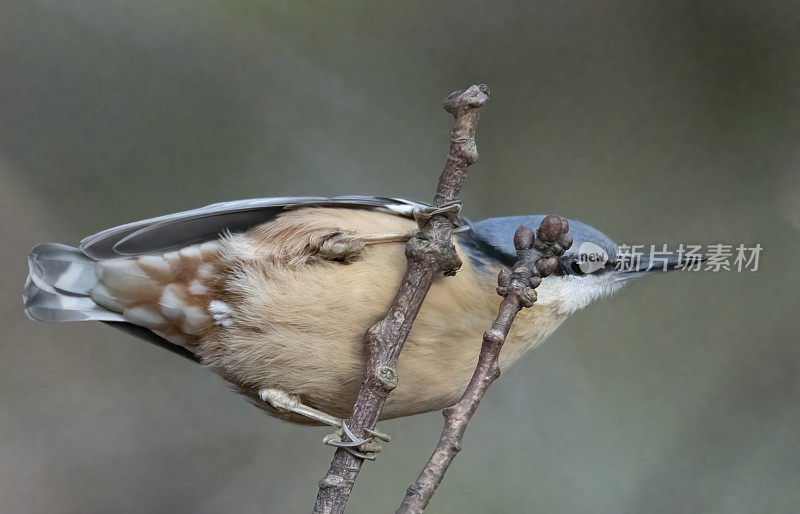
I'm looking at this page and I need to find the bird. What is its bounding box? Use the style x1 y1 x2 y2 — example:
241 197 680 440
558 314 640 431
23 195 682 453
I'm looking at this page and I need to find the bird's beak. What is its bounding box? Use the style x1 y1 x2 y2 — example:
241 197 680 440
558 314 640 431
612 250 703 279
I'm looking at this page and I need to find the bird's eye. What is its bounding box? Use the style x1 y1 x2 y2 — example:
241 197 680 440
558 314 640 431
570 259 586 275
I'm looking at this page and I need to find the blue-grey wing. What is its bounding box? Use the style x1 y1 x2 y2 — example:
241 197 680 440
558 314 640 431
80 196 429 259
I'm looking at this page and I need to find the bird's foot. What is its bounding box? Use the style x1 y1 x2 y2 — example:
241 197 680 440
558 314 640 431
322 426 389 461
258 388 390 460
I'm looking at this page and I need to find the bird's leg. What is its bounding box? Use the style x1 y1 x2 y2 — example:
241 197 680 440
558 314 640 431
361 226 471 246
360 231 416 245
315 227 472 260
258 388 390 460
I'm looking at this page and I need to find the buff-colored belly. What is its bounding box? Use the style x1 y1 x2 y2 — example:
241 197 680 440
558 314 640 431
193 209 566 422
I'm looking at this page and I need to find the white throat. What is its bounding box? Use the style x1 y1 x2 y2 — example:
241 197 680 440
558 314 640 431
534 273 627 314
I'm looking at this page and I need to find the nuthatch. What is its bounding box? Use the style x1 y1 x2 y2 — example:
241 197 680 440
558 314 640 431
23 196 682 455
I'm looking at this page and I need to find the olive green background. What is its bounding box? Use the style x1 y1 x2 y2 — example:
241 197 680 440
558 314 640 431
1 1 798 512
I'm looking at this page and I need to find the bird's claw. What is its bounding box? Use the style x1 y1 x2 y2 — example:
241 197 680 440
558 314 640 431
323 426 386 461
257 388 390 460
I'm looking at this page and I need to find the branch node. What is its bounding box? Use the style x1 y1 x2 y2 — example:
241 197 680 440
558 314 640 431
513 225 535 251
375 365 399 391
535 257 558 277
483 329 505 347
442 84 490 116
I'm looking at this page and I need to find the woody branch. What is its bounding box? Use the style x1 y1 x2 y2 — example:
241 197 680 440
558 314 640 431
313 84 491 514
398 217 573 513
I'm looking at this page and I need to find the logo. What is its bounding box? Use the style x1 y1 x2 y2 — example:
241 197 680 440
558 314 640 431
576 241 609 274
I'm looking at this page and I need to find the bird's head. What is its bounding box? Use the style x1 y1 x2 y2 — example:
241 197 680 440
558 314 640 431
461 215 684 315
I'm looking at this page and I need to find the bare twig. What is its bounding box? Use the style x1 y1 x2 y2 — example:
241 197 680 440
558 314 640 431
398 217 573 513
313 84 491 513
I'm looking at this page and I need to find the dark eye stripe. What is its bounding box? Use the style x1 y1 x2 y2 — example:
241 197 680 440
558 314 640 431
553 256 578 276
558 255 614 276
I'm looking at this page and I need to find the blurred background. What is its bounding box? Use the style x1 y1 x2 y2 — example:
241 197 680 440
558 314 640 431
1 1 799 512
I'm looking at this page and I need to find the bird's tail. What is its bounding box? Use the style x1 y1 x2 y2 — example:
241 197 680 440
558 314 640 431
23 243 124 323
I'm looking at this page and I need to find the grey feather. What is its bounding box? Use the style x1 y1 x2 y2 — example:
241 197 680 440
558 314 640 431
24 244 123 323
463 215 619 268
24 286 123 322
24 244 194 360
464 215 691 276
28 243 98 294
80 196 428 258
